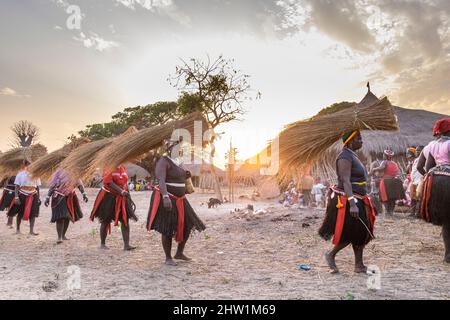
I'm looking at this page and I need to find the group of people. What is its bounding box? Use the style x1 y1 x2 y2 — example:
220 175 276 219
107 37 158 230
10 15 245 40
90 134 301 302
319 118 450 273
0 139 206 266
282 177 329 209
128 179 152 192
1 119 449 272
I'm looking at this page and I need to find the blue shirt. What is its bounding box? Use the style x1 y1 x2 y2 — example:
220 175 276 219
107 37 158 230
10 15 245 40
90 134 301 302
336 148 368 196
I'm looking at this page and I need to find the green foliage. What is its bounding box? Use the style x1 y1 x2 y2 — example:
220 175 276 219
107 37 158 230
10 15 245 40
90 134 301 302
177 92 203 116
78 101 180 141
314 101 356 118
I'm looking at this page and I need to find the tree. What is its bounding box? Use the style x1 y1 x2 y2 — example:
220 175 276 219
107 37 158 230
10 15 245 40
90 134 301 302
170 55 259 201
170 55 260 129
78 101 180 141
11 120 39 147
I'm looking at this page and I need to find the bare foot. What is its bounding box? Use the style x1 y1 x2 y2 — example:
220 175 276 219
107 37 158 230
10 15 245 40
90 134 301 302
165 259 178 266
124 246 137 251
174 254 192 261
29 232 39 236
355 265 368 273
15 230 21 234
444 256 450 264
100 245 110 250
325 252 339 274
63 237 70 241
56 240 63 245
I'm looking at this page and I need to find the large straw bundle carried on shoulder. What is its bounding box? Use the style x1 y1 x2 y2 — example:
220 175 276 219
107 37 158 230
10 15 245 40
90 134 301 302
60 127 139 181
0 144 48 179
278 97 398 177
90 112 208 175
29 137 91 180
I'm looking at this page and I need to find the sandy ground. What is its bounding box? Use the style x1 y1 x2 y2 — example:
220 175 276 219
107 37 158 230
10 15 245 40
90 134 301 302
0 187 449 300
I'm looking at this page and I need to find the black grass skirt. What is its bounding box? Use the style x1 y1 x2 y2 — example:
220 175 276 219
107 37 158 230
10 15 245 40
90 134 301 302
319 193 374 246
421 166 450 226
381 177 405 202
50 194 83 223
147 188 206 241
7 193 40 220
0 189 15 211
91 191 137 225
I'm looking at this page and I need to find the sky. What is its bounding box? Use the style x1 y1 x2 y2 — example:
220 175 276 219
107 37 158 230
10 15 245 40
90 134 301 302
1 0 449 167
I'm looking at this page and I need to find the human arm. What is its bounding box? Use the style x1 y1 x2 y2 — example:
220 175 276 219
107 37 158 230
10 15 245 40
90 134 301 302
369 161 386 176
417 152 427 176
337 159 359 218
425 153 437 173
155 158 172 211
77 180 89 202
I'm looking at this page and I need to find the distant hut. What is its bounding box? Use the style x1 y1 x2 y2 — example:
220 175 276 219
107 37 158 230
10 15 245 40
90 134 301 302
125 163 151 181
234 161 261 187
183 162 226 190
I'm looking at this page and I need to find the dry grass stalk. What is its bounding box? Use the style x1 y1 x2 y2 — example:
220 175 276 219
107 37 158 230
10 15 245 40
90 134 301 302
278 97 398 178
90 112 208 176
0 144 48 179
60 127 139 181
29 137 91 180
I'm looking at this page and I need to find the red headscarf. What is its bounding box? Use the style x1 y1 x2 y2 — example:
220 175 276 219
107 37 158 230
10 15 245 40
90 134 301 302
433 118 450 136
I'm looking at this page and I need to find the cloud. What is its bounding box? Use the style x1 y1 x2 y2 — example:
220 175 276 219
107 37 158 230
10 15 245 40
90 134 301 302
0 87 31 98
301 0 377 53
114 0 191 26
73 32 120 52
285 0 450 112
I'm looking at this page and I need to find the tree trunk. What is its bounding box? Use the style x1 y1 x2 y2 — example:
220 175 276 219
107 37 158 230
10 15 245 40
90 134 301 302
210 163 223 202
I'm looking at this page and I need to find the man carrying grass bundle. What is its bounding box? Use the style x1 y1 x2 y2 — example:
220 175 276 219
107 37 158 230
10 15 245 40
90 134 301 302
319 130 376 274
90 165 138 251
7 160 42 235
147 138 206 266
44 169 88 244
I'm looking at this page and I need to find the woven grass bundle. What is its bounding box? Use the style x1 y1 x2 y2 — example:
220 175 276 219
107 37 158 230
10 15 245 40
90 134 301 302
60 127 139 181
90 112 208 175
29 137 91 180
0 144 48 179
278 97 398 177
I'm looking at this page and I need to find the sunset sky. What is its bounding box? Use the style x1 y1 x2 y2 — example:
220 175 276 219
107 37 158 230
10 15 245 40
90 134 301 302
1 0 449 166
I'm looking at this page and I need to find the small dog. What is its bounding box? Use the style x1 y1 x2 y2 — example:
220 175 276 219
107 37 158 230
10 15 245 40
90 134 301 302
208 198 223 209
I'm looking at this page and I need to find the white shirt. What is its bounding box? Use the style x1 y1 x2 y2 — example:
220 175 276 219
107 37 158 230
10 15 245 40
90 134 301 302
14 170 41 194
422 140 437 161
312 183 325 195
411 158 422 186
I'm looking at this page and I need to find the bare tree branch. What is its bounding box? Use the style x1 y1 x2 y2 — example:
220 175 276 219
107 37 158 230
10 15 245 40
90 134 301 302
10 120 40 147
170 55 260 129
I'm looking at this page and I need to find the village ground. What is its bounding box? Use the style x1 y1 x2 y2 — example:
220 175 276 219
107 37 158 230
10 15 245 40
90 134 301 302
0 188 449 300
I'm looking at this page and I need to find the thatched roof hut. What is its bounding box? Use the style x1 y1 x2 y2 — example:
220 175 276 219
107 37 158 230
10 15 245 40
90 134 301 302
125 163 151 180
314 88 448 182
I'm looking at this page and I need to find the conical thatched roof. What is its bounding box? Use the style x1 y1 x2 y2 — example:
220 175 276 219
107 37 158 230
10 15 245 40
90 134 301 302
358 83 380 108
